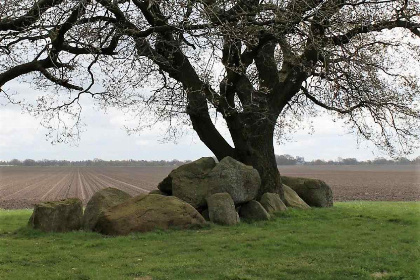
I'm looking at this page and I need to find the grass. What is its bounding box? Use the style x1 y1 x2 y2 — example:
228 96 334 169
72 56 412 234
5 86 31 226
0 202 419 280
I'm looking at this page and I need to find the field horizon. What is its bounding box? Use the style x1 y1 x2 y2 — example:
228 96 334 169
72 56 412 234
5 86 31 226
0 164 418 209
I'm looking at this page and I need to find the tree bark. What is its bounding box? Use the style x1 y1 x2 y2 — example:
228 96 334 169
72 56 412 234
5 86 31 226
245 133 283 200
226 115 284 200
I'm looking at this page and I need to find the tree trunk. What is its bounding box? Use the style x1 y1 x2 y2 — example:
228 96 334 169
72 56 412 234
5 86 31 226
247 135 283 200
229 118 284 200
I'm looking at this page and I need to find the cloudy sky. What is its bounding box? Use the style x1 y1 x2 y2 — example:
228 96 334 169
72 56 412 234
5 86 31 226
1 80 418 162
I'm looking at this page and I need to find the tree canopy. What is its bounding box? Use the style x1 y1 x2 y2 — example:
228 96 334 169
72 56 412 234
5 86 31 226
1 0 419 196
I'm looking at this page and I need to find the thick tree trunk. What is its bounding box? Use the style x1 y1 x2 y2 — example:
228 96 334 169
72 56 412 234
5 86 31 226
246 135 283 200
229 118 284 200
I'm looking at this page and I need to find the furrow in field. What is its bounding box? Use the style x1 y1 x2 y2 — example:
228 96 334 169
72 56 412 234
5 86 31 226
76 168 86 201
39 172 73 200
48 169 72 200
65 170 80 199
82 169 107 200
85 170 139 196
82 171 104 195
0 173 52 196
89 167 160 190
0 173 47 190
95 173 150 192
1 172 65 199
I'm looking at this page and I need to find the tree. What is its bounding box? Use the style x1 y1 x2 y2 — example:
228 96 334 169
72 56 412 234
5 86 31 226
275 154 297 165
341 158 358 165
1 0 419 198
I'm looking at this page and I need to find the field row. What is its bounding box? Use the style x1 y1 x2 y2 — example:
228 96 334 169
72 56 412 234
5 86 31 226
0 167 173 209
0 165 418 209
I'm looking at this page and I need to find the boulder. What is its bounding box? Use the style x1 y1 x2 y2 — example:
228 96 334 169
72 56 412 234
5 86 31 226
94 194 206 235
157 176 173 195
206 193 240 225
163 156 260 209
283 184 310 209
28 198 83 232
281 176 333 207
161 157 216 206
259 193 287 213
239 200 270 221
205 157 260 205
83 188 132 231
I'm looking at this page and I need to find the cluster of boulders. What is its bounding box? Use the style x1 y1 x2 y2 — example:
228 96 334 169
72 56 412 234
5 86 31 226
28 157 333 235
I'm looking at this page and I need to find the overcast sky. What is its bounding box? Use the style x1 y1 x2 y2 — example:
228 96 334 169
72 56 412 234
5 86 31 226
1 81 419 162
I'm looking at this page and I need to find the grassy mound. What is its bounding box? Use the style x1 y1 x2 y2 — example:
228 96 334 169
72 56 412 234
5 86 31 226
0 202 419 280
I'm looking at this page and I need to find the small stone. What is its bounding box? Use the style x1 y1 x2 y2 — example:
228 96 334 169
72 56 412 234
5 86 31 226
260 193 287 213
239 200 270 221
283 184 310 209
206 193 240 225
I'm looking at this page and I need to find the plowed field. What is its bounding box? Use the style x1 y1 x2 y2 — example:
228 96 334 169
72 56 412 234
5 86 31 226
0 165 418 209
0 166 172 209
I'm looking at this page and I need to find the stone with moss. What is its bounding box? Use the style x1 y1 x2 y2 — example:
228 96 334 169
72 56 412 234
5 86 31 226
239 200 270 221
158 157 216 204
281 176 333 207
83 188 132 231
94 194 206 235
205 157 260 206
158 157 260 210
283 184 310 209
206 193 240 225
28 198 83 232
259 193 287 213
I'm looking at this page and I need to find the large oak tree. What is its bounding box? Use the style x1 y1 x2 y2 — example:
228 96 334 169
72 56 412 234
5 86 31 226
1 0 419 198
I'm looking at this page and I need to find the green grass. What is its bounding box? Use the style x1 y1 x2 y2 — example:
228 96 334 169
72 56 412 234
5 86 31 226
0 202 419 280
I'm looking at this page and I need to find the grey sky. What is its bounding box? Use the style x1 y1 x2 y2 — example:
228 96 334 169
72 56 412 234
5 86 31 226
1 86 418 161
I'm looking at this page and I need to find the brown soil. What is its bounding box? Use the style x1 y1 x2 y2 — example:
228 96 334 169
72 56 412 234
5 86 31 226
0 165 418 209
279 165 419 202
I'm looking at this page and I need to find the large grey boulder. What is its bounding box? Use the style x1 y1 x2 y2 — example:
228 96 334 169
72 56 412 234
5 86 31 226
259 193 287 214
281 176 333 207
94 194 206 235
206 193 240 225
160 156 260 209
83 188 132 231
283 184 310 209
239 200 270 221
205 157 260 205
159 157 216 202
28 198 83 232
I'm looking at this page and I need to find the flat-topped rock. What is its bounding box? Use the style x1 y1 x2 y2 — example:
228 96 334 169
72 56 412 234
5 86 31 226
94 194 206 235
29 198 83 232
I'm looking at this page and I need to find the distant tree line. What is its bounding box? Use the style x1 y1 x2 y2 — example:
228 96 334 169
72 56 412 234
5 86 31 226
0 158 191 167
274 155 420 166
0 156 419 167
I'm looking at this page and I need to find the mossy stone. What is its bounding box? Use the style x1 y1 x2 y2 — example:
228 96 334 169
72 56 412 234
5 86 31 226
260 193 287 213
94 194 206 235
283 184 310 209
206 193 240 225
83 188 132 231
29 198 83 232
281 176 333 207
